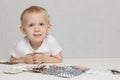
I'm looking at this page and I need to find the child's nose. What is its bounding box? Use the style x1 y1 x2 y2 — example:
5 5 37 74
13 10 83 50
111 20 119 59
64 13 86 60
34 26 40 31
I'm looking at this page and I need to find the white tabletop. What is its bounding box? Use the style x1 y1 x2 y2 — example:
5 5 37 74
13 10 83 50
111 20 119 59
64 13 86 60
0 58 120 80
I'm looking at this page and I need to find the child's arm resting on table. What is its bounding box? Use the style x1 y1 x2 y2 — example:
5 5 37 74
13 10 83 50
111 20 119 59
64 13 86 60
10 52 62 64
34 52 63 64
10 56 26 63
10 54 36 64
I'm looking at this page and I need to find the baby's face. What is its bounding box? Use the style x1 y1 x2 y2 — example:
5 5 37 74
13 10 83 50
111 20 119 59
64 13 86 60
20 12 51 44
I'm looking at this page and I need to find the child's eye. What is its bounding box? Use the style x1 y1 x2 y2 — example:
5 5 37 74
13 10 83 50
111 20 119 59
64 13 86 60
39 23 45 26
29 24 34 27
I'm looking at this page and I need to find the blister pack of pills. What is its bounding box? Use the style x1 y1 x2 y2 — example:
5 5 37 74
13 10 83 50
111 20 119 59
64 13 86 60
31 65 89 78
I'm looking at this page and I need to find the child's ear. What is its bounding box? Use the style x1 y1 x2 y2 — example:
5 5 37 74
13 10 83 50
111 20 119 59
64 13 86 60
47 24 52 32
20 26 26 34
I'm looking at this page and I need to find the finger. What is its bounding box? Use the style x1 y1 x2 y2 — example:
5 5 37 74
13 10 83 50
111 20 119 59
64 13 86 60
28 60 34 64
25 57 34 64
34 60 41 64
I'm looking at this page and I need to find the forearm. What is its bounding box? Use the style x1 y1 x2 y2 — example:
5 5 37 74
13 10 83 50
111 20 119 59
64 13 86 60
42 53 62 63
10 56 26 63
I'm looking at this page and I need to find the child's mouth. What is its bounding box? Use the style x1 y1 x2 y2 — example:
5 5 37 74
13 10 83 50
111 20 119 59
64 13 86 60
33 34 42 37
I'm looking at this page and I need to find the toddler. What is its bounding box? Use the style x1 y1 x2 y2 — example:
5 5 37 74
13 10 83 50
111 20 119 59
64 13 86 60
10 6 62 64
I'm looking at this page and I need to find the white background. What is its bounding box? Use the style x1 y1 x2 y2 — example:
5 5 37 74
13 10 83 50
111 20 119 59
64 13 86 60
0 0 120 59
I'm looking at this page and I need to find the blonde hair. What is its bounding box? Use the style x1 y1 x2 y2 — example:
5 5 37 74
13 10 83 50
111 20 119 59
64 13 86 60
20 6 50 25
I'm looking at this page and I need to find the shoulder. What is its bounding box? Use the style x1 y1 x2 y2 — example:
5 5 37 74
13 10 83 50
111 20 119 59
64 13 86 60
17 37 29 47
10 37 29 58
13 37 29 51
45 34 62 55
45 34 57 43
44 34 62 49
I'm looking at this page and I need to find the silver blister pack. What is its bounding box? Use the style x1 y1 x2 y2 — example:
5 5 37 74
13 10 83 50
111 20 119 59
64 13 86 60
31 65 88 78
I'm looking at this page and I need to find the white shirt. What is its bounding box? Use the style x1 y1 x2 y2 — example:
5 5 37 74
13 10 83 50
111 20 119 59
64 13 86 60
10 34 62 58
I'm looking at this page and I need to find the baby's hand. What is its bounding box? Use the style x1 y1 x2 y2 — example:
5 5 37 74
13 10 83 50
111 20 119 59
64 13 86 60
25 54 35 64
33 53 44 64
